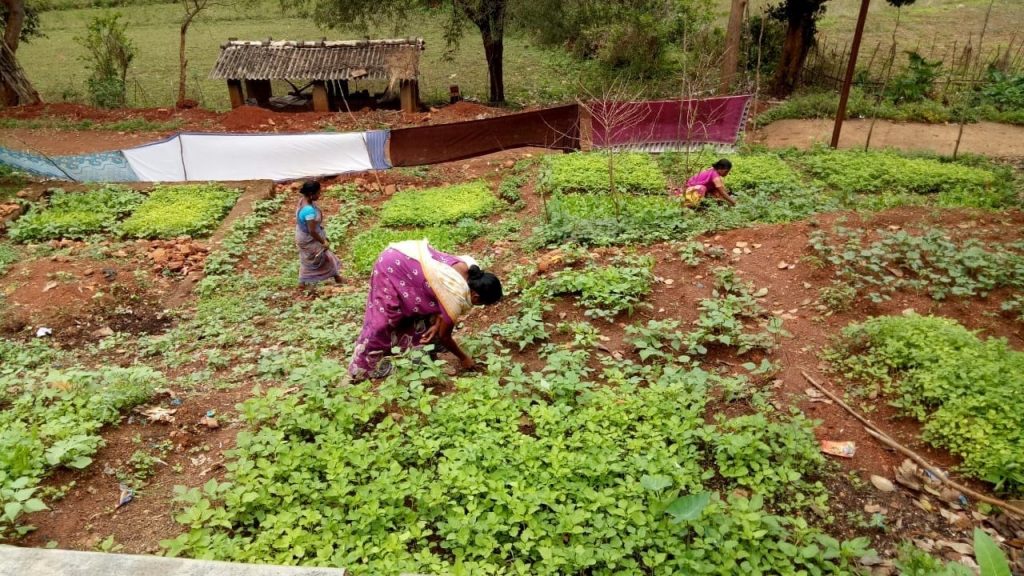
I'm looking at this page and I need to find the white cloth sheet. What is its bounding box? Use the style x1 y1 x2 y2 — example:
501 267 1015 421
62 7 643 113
122 132 374 182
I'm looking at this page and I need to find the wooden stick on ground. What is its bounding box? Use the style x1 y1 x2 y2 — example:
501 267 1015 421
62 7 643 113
801 370 1024 519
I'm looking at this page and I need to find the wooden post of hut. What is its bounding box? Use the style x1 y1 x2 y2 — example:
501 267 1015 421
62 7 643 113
399 79 419 114
226 79 245 108
312 81 330 112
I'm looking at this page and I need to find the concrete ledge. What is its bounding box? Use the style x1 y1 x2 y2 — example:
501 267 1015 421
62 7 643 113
0 546 346 576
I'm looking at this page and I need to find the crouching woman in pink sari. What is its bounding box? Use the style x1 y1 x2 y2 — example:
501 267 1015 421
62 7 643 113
348 239 503 380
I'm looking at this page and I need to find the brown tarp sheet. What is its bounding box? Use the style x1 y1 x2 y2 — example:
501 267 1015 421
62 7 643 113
388 104 580 166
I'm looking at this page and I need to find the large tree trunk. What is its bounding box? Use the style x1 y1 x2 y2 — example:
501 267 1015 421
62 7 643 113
481 32 504 104
720 0 749 94
772 8 817 97
471 0 506 104
1 0 39 106
3 0 24 52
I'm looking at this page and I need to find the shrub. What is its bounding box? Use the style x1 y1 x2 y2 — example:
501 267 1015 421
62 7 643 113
538 152 667 195
830 315 1024 493
120 184 240 239
77 12 135 108
10 185 142 241
349 222 484 275
378 181 499 227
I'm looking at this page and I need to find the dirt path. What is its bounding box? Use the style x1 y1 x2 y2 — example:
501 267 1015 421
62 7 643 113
752 119 1024 157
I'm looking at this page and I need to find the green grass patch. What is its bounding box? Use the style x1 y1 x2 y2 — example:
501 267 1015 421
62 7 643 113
120 184 240 239
539 152 667 195
378 181 499 227
754 88 1024 128
829 315 1024 493
349 222 484 275
9 185 143 242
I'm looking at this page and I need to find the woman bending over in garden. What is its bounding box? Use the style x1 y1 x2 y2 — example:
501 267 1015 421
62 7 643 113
348 239 503 380
295 180 344 293
675 158 736 207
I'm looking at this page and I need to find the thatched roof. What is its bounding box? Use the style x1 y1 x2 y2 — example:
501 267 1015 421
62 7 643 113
210 38 425 81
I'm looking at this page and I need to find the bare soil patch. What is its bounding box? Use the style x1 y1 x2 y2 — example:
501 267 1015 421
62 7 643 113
752 118 1024 158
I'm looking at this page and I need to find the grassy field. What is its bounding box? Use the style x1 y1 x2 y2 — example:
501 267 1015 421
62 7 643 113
14 0 1024 110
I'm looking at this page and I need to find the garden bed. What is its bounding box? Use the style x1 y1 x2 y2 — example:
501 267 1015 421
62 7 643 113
2 148 1023 573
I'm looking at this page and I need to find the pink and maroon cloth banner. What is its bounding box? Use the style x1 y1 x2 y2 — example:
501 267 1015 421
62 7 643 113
590 95 752 150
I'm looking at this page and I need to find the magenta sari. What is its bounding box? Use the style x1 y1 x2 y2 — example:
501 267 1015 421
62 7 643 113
348 244 466 380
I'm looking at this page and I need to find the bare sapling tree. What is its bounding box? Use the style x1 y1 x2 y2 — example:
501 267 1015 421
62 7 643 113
677 25 727 178
177 0 220 107
577 77 651 219
864 2 905 150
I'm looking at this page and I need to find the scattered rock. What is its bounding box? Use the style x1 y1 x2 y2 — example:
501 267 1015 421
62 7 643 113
753 287 769 298
502 160 515 169
859 554 884 567
735 241 748 248
383 184 397 195
732 248 742 255
864 504 883 514
663 278 674 285
91 327 114 339
150 248 169 264
871 475 896 492
42 281 59 293
777 261 789 269
199 416 220 430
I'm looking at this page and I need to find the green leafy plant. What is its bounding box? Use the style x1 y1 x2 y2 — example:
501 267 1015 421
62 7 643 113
540 255 654 321
829 315 1024 492
378 181 499 226
162 370 871 574
0 364 163 537
974 528 1012 576
498 174 526 210
819 282 857 313
686 267 786 355
539 152 667 195
885 51 941 104
348 222 484 275
809 227 1024 303
10 186 142 241
797 149 1004 204
120 184 240 238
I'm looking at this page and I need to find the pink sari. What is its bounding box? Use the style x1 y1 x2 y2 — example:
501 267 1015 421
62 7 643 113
348 242 469 380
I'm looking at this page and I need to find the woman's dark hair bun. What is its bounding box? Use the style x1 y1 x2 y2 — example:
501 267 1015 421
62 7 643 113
467 267 502 305
300 180 321 197
712 158 732 170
